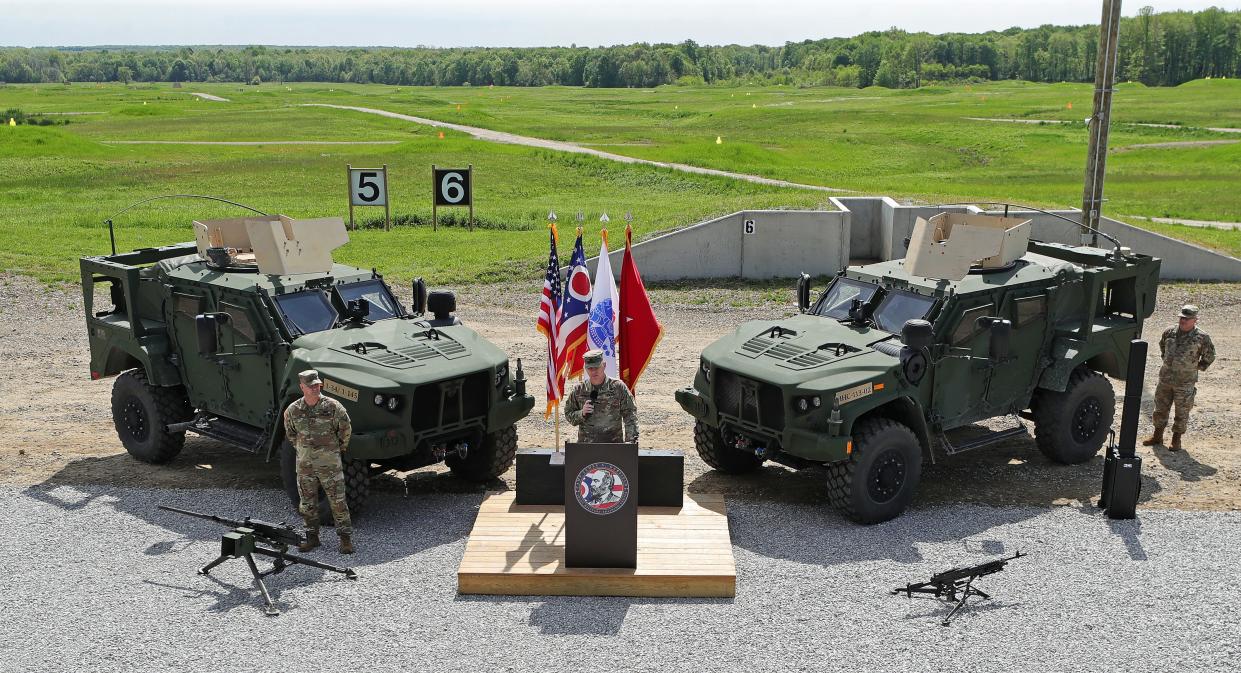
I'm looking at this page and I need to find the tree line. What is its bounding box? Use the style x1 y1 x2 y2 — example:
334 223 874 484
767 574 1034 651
2 7 1238 89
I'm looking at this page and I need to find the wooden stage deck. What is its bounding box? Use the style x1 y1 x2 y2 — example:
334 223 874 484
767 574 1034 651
457 491 735 598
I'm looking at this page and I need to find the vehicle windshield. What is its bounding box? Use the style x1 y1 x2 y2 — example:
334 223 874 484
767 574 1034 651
336 279 401 320
274 290 338 336
813 278 880 319
873 290 935 333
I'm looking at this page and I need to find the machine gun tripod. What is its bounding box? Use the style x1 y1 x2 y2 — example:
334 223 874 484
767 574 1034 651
892 551 1024 625
159 505 358 616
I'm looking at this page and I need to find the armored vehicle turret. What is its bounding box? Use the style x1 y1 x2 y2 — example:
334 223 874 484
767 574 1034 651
82 215 534 514
676 212 1160 523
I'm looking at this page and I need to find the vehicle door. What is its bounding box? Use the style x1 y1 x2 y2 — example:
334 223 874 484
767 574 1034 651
166 289 232 414
930 300 996 428
215 295 277 428
987 291 1049 411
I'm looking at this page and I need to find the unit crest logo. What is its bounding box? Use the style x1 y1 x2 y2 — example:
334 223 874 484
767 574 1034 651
574 461 630 514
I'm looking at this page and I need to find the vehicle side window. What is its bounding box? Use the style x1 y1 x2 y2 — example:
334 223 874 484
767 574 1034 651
172 293 202 317
1015 295 1046 328
951 304 994 346
221 302 257 343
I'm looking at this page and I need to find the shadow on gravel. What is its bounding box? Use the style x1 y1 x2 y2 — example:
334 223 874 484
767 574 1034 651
454 595 731 635
21 481 482 568
897 599 1023 626
142 576 291 616
1150 445 1218 482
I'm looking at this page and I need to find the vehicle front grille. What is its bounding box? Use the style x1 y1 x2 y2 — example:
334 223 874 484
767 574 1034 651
412 372 490 432
713 369 785 431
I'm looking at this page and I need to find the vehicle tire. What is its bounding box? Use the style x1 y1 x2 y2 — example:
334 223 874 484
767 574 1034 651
447 425 518 482
825 417 922 525
694 421 763 474
1031 367 1115 464
110 369 192 464
280 440 370 524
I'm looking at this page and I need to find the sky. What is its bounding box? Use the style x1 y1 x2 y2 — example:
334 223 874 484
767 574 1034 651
1 0 1236 48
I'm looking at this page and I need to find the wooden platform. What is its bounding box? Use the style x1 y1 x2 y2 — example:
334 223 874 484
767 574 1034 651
457 491 735 597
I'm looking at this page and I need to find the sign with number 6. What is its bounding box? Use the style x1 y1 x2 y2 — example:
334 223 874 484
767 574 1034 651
432 164 474 231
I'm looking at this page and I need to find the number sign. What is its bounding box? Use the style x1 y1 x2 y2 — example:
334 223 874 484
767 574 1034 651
743 218 757 235
433 167 472 207
349 168 388 206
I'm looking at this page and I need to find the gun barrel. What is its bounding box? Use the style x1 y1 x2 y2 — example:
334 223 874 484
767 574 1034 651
158 505 242 529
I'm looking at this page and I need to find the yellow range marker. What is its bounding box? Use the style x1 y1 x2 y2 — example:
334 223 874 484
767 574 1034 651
457 491 736 598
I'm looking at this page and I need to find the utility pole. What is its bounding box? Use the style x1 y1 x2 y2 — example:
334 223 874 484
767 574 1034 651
1081 0 1123 247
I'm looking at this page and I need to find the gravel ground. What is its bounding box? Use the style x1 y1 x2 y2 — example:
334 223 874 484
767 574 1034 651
1 485 1237 673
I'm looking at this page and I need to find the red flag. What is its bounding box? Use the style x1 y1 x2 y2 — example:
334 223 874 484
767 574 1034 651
618 225 663 391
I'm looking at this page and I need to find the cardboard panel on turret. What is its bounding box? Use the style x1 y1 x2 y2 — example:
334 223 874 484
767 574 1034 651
564 442 638 569
905 213 1031 280
247 216 349 275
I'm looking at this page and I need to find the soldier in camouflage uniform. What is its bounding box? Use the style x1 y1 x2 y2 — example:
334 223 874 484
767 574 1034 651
284 369 356 554
564 350 639 444
1143 305 1215 451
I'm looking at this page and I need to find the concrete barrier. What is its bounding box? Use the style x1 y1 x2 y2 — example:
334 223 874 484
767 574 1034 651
577 197 1241 282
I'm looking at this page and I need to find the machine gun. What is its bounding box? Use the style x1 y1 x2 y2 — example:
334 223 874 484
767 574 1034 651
158 505 358 616
892 551 1024 625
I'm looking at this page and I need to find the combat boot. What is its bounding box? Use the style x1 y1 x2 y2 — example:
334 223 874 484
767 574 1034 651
1170 433 1183 452
298 530 321 552
339 533 355 555
1142 427 1164 446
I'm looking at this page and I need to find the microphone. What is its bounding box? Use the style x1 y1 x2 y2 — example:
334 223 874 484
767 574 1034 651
586 389 598 417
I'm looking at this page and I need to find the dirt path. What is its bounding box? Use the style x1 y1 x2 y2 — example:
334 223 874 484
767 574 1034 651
1124 215 1241 231
966 117 1241 134
1113 140 1239 152
190 92 229 102
101 140 402 146
1 274 1237 513
303 103 851 193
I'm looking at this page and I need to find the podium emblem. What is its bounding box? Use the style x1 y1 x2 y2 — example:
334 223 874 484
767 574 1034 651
574 462 630 514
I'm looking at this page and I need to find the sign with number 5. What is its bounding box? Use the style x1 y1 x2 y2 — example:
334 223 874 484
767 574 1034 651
346 164 391 230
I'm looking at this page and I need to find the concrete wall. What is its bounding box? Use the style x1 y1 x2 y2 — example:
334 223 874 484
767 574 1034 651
577 197 1241 282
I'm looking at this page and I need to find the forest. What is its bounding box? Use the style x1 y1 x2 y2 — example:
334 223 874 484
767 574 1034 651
2 7 1238 89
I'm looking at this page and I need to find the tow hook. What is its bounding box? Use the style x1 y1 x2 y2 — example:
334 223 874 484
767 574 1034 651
432 441 469 460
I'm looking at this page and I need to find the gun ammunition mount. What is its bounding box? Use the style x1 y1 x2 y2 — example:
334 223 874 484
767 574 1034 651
159 505 358 616
892 551 1024 625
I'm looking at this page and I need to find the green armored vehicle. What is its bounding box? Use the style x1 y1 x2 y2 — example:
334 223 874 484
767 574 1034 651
81 215 534 513
676 212 1160 524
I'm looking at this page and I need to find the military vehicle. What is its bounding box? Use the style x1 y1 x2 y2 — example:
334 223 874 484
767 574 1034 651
82 213 534 515
676 211 1160 524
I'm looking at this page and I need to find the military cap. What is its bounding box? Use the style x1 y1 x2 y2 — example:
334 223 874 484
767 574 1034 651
298 369 323 386
583 349 605 368
1179 304 1199 319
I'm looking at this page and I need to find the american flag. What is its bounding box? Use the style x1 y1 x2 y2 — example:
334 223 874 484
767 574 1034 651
557 233 592 383
536 226 562 418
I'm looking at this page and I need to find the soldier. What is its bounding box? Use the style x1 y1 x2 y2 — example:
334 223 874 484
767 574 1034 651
1143 305 1215 451
564 349 639 444
284 369 355 554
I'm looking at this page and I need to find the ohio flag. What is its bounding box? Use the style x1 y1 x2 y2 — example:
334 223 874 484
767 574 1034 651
557 233 592 381
587 235 620 378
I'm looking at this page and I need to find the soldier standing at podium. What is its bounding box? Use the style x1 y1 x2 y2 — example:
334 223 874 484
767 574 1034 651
564 349 639 443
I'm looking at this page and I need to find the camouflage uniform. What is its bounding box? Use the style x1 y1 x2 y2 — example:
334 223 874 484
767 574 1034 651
1152 319 1215 435
564 351 639 443
284 393 353 535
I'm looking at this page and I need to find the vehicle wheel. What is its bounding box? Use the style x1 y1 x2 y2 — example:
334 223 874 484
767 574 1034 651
110 369 192 464
693 421 762 474
1031 367 1115 464
825 417 922 525
280 440 370 524
447 425 518 482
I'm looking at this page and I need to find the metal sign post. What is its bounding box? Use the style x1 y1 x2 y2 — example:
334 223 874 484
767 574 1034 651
347 164 391 231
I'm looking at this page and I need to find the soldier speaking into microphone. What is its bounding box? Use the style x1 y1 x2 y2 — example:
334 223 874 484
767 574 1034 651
564 349 639 443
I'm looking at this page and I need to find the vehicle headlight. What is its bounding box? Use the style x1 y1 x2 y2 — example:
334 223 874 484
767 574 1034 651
796 397 809 412
386 396 400 411
700 358 712 382
812 396 822 408
373 393 386 406
495 361 509 388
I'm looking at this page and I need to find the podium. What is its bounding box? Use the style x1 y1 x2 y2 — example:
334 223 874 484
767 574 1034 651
563 442 639 568
515 448 683 507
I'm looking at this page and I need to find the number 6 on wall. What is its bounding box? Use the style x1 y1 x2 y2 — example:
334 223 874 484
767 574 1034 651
432 164 474 232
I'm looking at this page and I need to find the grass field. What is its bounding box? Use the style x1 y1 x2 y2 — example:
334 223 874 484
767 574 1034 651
1 79 1239 285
